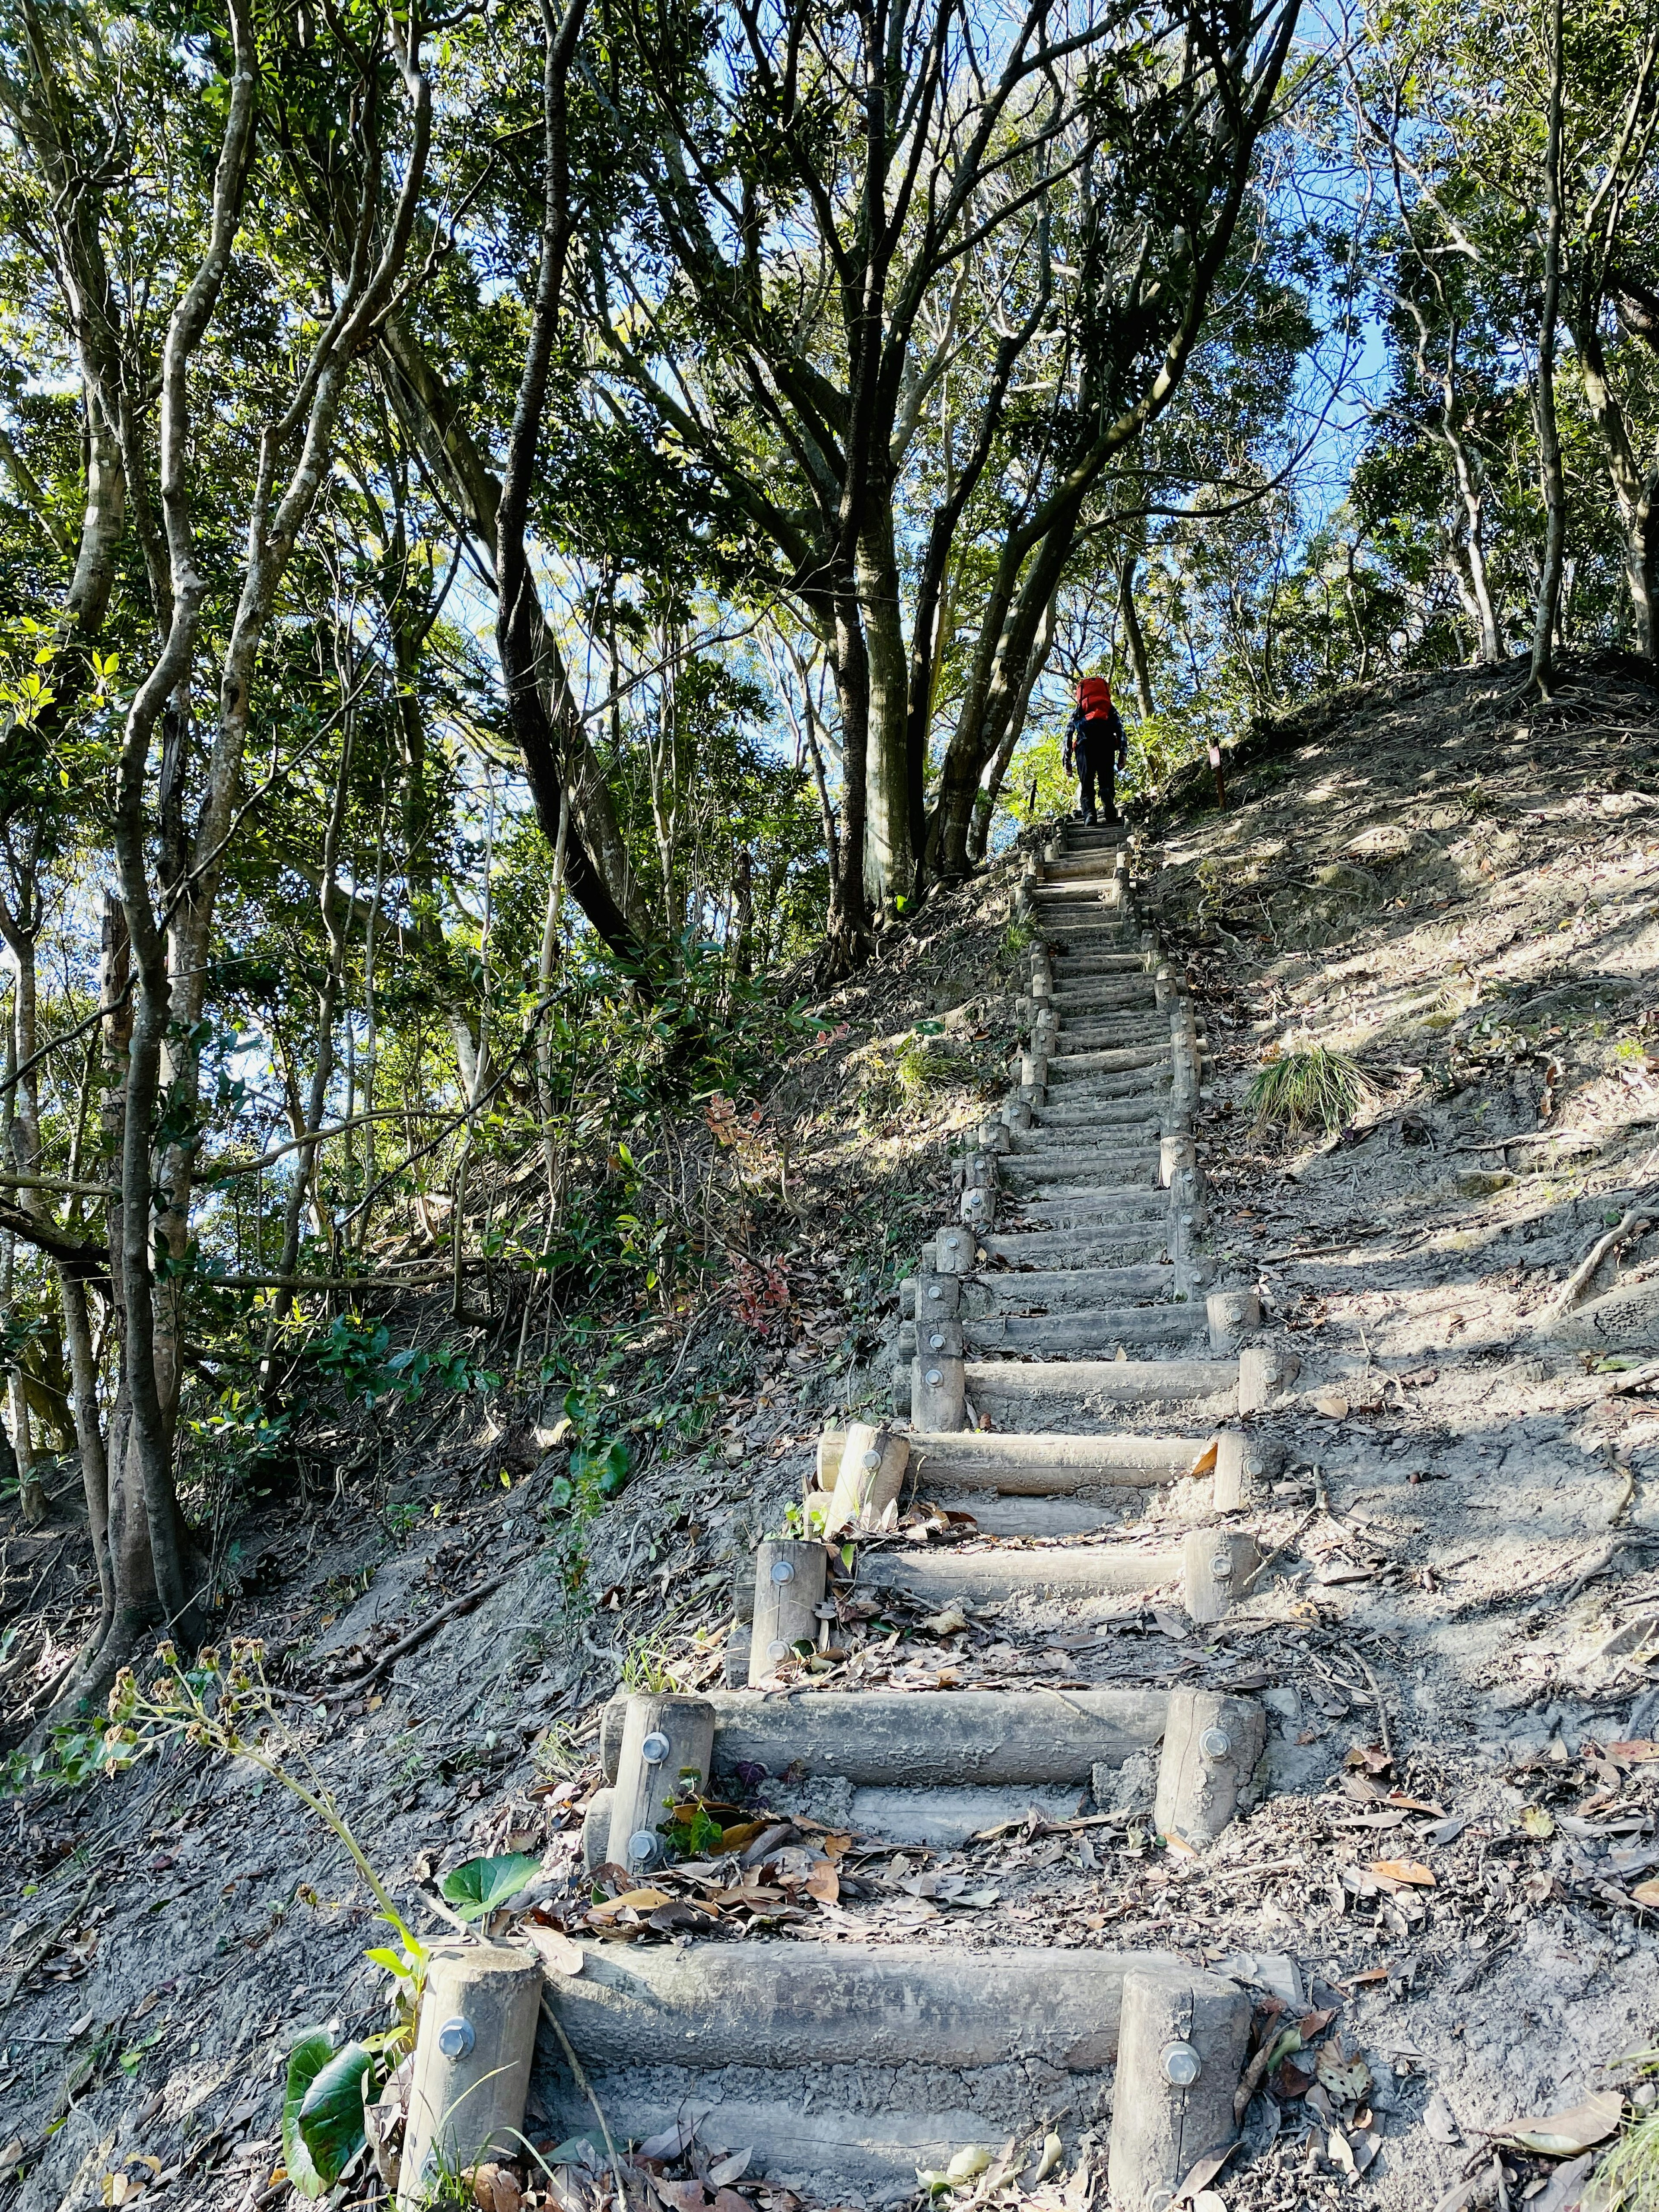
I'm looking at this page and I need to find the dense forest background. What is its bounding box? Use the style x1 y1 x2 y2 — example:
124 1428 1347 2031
0 0 1656 1719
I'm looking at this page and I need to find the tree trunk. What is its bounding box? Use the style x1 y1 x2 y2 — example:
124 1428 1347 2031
858 511 911 910
1530 0 1568 693
821 590 875 976
1577 323 1659 656
967 588 1061 865
1119 557 1156 717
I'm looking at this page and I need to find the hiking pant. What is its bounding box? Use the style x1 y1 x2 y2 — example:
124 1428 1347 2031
1078 747 1118 824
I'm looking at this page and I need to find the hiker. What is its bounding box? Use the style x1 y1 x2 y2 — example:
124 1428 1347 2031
1063 674 1129 826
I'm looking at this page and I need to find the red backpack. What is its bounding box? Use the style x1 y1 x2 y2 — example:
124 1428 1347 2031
1077 675 1112 720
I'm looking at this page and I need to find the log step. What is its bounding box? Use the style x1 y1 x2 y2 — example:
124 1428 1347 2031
862 1542 1182 1602
600 1686 1170 1787
965 1356 1238 1415
906 1428 1213 1489
540 1942 1165 2193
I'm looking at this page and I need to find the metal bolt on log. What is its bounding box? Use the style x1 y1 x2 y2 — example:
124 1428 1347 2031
913 1353 967 1430
934 1226 975 1275
1206 1287 1261 1355
814 1421 909 1537
606 1694 717 1862
960 1184 997 1232
1154 1689 1268 1844
1106 1965 1250 2212
747 1544 829 1685
397 1942 542 2211
1182 1527 1262 1627
1159 1131 1196 1187
1212 1428 1284 1511
1237 1342 1300 1414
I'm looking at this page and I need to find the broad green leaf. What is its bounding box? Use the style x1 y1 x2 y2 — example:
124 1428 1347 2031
282 2030 335 2200
296 2041 374 2186
439 1851 542 1921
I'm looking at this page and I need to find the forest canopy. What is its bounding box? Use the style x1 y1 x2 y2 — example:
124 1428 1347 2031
0 0 1654 1707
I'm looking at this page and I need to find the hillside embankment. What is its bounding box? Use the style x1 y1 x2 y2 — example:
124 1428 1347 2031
5 653 1659 2212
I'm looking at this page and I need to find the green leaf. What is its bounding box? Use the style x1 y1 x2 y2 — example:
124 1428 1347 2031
362 1945 418 1983
297 2041 374 2187
439 1851 542 1922
282 2030 336 2200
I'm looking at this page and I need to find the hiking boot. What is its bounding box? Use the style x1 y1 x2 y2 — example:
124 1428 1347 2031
1082 810 1098 825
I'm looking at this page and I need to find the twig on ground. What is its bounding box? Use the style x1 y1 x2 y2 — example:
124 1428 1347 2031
540 1989 628 2210
1344 1643 1393 1766
1547 1208 1651 1319
1234 1506 1322 1601
322 1557 528 1704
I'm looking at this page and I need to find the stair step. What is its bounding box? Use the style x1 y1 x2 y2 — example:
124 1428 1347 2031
863 1541 1181 1602
995 1203 1159 1239
1001 1156 1161 1191
965 1356 1237 1414
1051 990 1173 1015
959 1308 1201 1355
907 1429 1212 1489
542 1942 1168 2193
1046 1046 1169 1074
601 1686 1168 1788
979 1226 1167 1266
969 1262 1175 1307
1035 1092 1168 1124
934 1492 1125 1537
1039 1070 1170 1106
1012 1116 1159 1147
1052 953 1149 975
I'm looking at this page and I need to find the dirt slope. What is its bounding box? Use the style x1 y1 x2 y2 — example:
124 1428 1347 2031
1140 651 1659 2209
0 870 1024 2212
7 654 1659 2212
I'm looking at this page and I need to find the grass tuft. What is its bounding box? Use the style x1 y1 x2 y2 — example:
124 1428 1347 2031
894 1033 964 1099
1248 1045 1372 1133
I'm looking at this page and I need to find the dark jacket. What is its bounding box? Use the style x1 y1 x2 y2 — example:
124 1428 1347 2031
1064 699 1128 772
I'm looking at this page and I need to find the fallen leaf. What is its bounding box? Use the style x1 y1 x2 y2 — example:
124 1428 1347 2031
708 2152 752 2188
523 1925 585 1976
637 2123 697 2161
1520 1805 1555 1840
1164 1832 1198 1859
0 2144 22 2187
1367 1859 1434 1887
1495 2089 1622 2157
1609 1740 1659 1763
1315 2044 1373 2104
1032 2134 1063 2184
805 1860 840 1904
944 2148 992 2184
922 1605 969 1636
710 2193 753 2212
1346 1743 1393 1775
652 2181 707 2212
718 1822 771 1854
1630 1878 1659 1907
1312 1389 1350 1419
1423 2091 1462 2144
588 1888 675 1920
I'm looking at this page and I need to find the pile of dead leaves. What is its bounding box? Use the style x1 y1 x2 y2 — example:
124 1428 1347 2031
519 1812 864 1945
